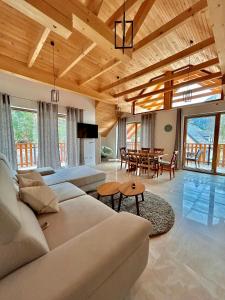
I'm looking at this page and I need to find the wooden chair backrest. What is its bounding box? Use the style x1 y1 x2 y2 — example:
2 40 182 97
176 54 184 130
120 147 126 158
154 148 164 154
171 151 178 166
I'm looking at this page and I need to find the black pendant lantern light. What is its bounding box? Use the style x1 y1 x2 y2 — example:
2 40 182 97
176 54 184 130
183 40 194 102
50 41 59 103
115 0 134 53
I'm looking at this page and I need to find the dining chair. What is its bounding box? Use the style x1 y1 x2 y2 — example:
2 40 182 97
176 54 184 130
186 148 202 167
139 153 159 178
120 147 128 169
160 151 178 180
128 152 139 175
141 147 151 152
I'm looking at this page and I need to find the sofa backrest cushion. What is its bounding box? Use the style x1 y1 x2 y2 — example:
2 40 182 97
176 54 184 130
0 201 49 279
0 152 14 179
0 160 21 244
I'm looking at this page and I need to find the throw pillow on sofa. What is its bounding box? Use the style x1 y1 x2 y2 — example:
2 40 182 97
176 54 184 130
17 172 45 188
20 185 59 214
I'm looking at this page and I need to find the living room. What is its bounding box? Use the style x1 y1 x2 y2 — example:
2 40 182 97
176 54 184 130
0 0 225 300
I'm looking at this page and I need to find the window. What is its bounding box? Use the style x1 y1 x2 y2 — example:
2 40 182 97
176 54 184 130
12 109 68 169
12 109 38 169
58 115 66 166
126 123 141 150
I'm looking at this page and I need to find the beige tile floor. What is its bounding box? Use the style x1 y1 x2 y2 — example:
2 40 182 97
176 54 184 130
96 162 225 300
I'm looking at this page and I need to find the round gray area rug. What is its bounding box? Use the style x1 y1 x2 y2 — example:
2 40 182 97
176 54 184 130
90 191 175 237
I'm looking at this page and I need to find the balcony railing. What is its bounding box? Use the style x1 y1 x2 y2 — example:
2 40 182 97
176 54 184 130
16 143 66 169
185 143 225 167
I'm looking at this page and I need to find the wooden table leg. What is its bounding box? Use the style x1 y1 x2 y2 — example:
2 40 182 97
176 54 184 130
111 195 115 210
141 193 144 202
135 195 140 216
97 194 100 200
118 193 122 212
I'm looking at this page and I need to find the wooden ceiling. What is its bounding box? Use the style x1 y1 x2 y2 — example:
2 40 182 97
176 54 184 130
0 0 224 110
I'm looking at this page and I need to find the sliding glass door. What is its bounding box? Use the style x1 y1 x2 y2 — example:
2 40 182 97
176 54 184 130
217 114 225 174
184 115 216 173
183 113 225 175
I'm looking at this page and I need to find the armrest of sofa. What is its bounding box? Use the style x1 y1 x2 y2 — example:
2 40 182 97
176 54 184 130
0 212 152 300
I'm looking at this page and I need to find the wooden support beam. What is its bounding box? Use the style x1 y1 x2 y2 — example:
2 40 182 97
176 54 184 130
80 58 121 85
70 0 132 63
58 0 139 79
28 27 50 68
142 90 221 109
136 82 222 106
0 54 114 103
85 0 104 15
126 0 156 43
57 0 103 78
134 0 208 52
207 0 225 94
114 58 219 97
58 42 96 78
1 0 72 39
106 0 142 29
126 71 222 102
100 37 215 92
164 72 173 110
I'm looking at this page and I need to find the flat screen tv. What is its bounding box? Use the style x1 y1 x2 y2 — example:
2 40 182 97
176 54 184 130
77 123 98 139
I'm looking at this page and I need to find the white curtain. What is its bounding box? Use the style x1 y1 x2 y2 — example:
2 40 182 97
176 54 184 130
117 117 127 158
174 108 182 169
66 107 84 166
37 101 60 169
0 93 17 169
141 113 155 148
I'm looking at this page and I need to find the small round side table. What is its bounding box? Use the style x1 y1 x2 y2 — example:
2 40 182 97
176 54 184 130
118 181 145 216
97 182 120 210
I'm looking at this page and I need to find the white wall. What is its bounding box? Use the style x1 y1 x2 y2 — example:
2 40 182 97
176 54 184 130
154 110 177 157
0 72 96 165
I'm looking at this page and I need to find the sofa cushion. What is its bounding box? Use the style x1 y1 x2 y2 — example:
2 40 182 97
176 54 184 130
49 182 86 202
0 160 21 244
17 172 45 188
38 195 115 249
0 201 49 279
43 166 105 188
20 186 59 214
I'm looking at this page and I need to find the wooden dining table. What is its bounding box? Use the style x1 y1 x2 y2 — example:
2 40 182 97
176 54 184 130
126 151 168 177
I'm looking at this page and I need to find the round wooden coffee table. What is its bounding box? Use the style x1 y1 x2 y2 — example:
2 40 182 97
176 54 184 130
97 182 120 210
118 181 145 216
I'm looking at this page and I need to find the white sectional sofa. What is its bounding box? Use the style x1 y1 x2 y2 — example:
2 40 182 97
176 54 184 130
0 153 152 300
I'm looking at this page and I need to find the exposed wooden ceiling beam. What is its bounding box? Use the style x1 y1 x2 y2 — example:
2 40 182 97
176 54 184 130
138 82 222 105
207 0 225 94
58 42 96 78
142 90 221 109
134 0 208 52
80 58 121 85
58 0 103 79
0 54 114 103
85 0 104 15
28 27 50 68
1 0 72 39
106 0 142 29
126 0 156 43
58 0 140 79
100 37 215 92
113 58 219 97
126 71 222 102
70 0 132 63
